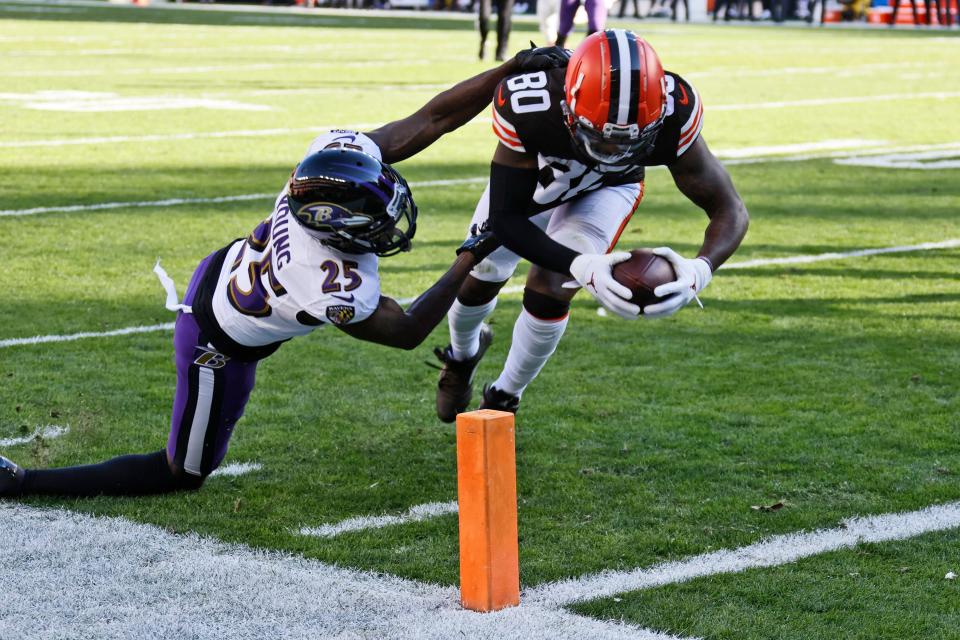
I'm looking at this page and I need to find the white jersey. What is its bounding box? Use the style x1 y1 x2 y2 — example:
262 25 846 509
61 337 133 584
207 131 384 348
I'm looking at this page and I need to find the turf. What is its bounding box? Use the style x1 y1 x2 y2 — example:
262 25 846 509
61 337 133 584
1 2 959 637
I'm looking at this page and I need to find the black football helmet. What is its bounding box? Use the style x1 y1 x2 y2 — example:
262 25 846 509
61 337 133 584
286 149 417 257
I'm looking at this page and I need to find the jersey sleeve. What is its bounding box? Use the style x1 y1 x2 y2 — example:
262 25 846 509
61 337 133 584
491 79 527 154
673 76 704 158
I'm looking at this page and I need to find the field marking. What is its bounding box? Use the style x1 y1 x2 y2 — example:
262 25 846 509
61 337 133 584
210 461 262 478
713 91 960 112
834 149 960 170
0 125 381 149
0 323 175 349
723 141 960 166
0 177 487 217
713 139 886 159
0 58 433 78
721 239 960 269
0 425 69 448
298 500 459 538
686 61 944 80
526 500 960 607
4 141 955 217
0 92 273 113
0 503 683 640
1 238 956 351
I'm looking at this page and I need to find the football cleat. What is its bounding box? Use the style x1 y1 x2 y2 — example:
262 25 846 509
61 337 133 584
287 148 417 257
562 29 667 167
434 324 493 423
0 455 26 497
479 384 520 415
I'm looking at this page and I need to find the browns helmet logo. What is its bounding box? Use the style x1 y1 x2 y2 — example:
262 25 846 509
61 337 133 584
326 304 355 325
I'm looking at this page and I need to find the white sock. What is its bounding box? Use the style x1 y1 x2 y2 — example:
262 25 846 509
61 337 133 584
448 298 497 360
492 308 568 397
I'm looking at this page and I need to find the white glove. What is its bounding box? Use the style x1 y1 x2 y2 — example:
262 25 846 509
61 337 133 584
643 247 713 319
564 252 640 319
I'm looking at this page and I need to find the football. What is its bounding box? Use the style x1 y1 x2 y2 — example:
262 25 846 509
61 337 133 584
612 249 677 310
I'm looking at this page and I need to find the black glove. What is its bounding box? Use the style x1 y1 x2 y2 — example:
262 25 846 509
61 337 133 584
457 224 501 263
514 42 571 72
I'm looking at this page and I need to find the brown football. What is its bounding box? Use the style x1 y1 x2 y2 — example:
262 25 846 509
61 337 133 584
612 249 677 310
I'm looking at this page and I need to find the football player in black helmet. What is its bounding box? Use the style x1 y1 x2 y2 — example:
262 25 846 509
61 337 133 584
0 45 569 499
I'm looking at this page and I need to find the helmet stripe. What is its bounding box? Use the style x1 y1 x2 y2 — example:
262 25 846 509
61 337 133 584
604 30 621 126
625 31 641 125
612 29 633 125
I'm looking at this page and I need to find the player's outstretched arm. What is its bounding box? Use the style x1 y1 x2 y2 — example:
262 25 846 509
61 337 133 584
336 233 501 350
668 136 749 269
644 136 749 319
366 45 570 165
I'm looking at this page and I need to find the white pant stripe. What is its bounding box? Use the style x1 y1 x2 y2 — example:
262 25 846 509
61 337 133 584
184 367 216 476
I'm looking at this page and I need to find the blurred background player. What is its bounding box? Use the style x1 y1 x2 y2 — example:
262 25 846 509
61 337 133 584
0 47 569 499
478 0 515 61
433 29 749 421
555 0 607 48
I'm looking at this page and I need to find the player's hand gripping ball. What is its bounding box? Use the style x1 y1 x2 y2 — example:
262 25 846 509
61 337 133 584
611 249 677 311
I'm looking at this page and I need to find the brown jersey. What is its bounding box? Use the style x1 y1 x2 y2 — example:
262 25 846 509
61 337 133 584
491 67 704 213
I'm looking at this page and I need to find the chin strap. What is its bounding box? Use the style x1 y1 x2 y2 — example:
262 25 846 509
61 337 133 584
153 259 192 314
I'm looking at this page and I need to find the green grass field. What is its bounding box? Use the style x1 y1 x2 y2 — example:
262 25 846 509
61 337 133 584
1 2 959 638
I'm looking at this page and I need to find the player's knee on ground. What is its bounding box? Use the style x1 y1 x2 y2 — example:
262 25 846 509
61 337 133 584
458 276 508 307
523 287 570 321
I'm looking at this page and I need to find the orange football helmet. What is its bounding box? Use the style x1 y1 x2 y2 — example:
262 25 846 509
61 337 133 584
563 29 667 166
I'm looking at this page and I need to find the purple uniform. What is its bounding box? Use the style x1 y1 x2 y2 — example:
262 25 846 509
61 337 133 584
166 131 383 477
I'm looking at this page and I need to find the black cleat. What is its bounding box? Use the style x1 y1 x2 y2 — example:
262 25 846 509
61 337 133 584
479 384 520 415
0 455 26 497
434 324 493 423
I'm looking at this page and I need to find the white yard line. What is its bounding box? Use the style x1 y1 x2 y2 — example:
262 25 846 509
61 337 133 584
712 139 887 159
0 177 486 217
0 503 684 640
6 140 958 217
0 125 382 149
526 500 960 607
713 91 960 112
210 461 262 478
0 323 175 349
721 239 960 269
0 425 69 448
298 500 459 538
1 238 956 351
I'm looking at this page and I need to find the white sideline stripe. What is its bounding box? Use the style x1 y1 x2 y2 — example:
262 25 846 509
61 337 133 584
0 323 175 349
0 425 69 448
720 239 960 269
0 124 382 149
210 461 262 478
2 239 957 351
713 91 960 112
298 500 459 538
713 139 886 159
3 140 956 216
0 504 682 640
723 141 960 166
526 500 960 607
0 177 486 217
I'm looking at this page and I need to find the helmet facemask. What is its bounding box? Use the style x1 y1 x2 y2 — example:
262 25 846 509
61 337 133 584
562 98 665 169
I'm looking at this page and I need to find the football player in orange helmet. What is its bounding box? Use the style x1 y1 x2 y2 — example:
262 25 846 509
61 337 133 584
433 30 749 421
